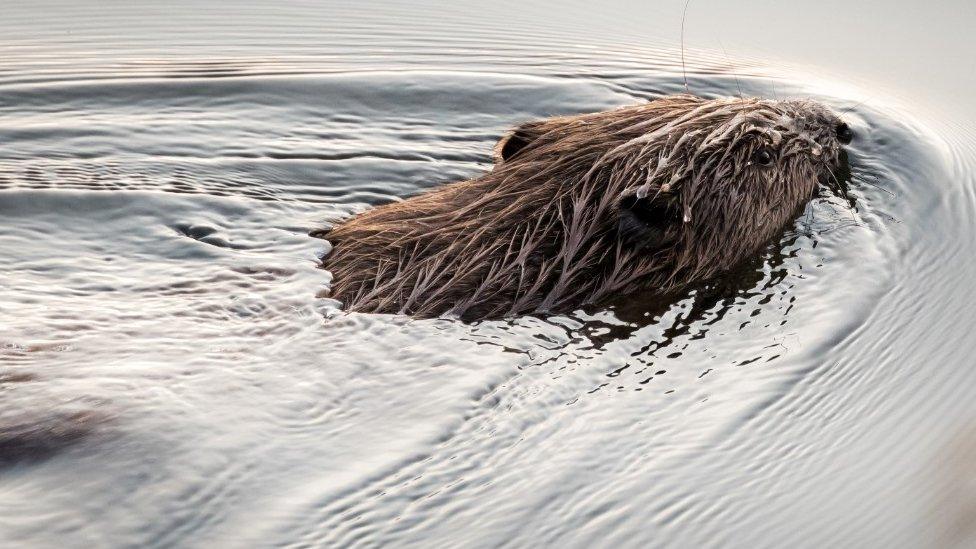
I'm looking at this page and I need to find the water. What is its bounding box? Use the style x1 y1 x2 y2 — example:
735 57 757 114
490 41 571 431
2 1 975 547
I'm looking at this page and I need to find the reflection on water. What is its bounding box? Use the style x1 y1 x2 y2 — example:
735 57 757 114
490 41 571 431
1 1 975 547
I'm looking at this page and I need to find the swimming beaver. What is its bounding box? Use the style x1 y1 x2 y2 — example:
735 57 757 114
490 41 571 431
321 94 854 321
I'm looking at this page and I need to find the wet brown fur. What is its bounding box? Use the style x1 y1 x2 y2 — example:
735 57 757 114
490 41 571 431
321 94 849 321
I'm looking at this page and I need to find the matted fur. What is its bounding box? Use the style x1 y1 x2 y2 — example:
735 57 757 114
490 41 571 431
321 94 850 320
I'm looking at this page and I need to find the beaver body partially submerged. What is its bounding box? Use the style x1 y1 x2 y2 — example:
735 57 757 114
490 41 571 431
321 94 853 321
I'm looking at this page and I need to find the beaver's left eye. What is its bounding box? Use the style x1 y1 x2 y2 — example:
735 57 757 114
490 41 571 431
753 148 773 166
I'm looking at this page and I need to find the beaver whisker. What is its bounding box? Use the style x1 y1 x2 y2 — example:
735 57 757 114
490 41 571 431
855 173 896 197
840 97 872 115
717 38 745 100
818 156 855 207
681 0 693 93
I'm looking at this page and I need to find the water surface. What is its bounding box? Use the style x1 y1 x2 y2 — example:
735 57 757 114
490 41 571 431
2 2 975 548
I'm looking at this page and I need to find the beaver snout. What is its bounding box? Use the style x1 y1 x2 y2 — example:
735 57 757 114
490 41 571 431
836 122 854 144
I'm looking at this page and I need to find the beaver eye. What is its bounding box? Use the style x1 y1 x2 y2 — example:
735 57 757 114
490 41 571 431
753 148 773 166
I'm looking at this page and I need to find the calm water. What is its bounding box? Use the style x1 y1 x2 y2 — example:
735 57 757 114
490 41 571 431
2 1 975 548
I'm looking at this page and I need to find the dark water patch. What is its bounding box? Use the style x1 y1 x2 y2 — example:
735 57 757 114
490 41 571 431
0 411 104 467
0 371 38 384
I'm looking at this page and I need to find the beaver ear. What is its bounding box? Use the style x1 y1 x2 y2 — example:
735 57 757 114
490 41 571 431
493 122 546 164
616 192 681 251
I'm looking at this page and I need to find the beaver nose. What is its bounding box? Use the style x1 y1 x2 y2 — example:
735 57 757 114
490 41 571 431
836 122 854 144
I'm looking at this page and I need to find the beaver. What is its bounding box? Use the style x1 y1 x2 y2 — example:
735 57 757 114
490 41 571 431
320 94 854 321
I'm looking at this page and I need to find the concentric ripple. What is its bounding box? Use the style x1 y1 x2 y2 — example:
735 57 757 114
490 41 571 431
2 2 975 548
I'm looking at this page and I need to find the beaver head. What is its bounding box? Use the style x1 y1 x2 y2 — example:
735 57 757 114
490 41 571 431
323 95 854 320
